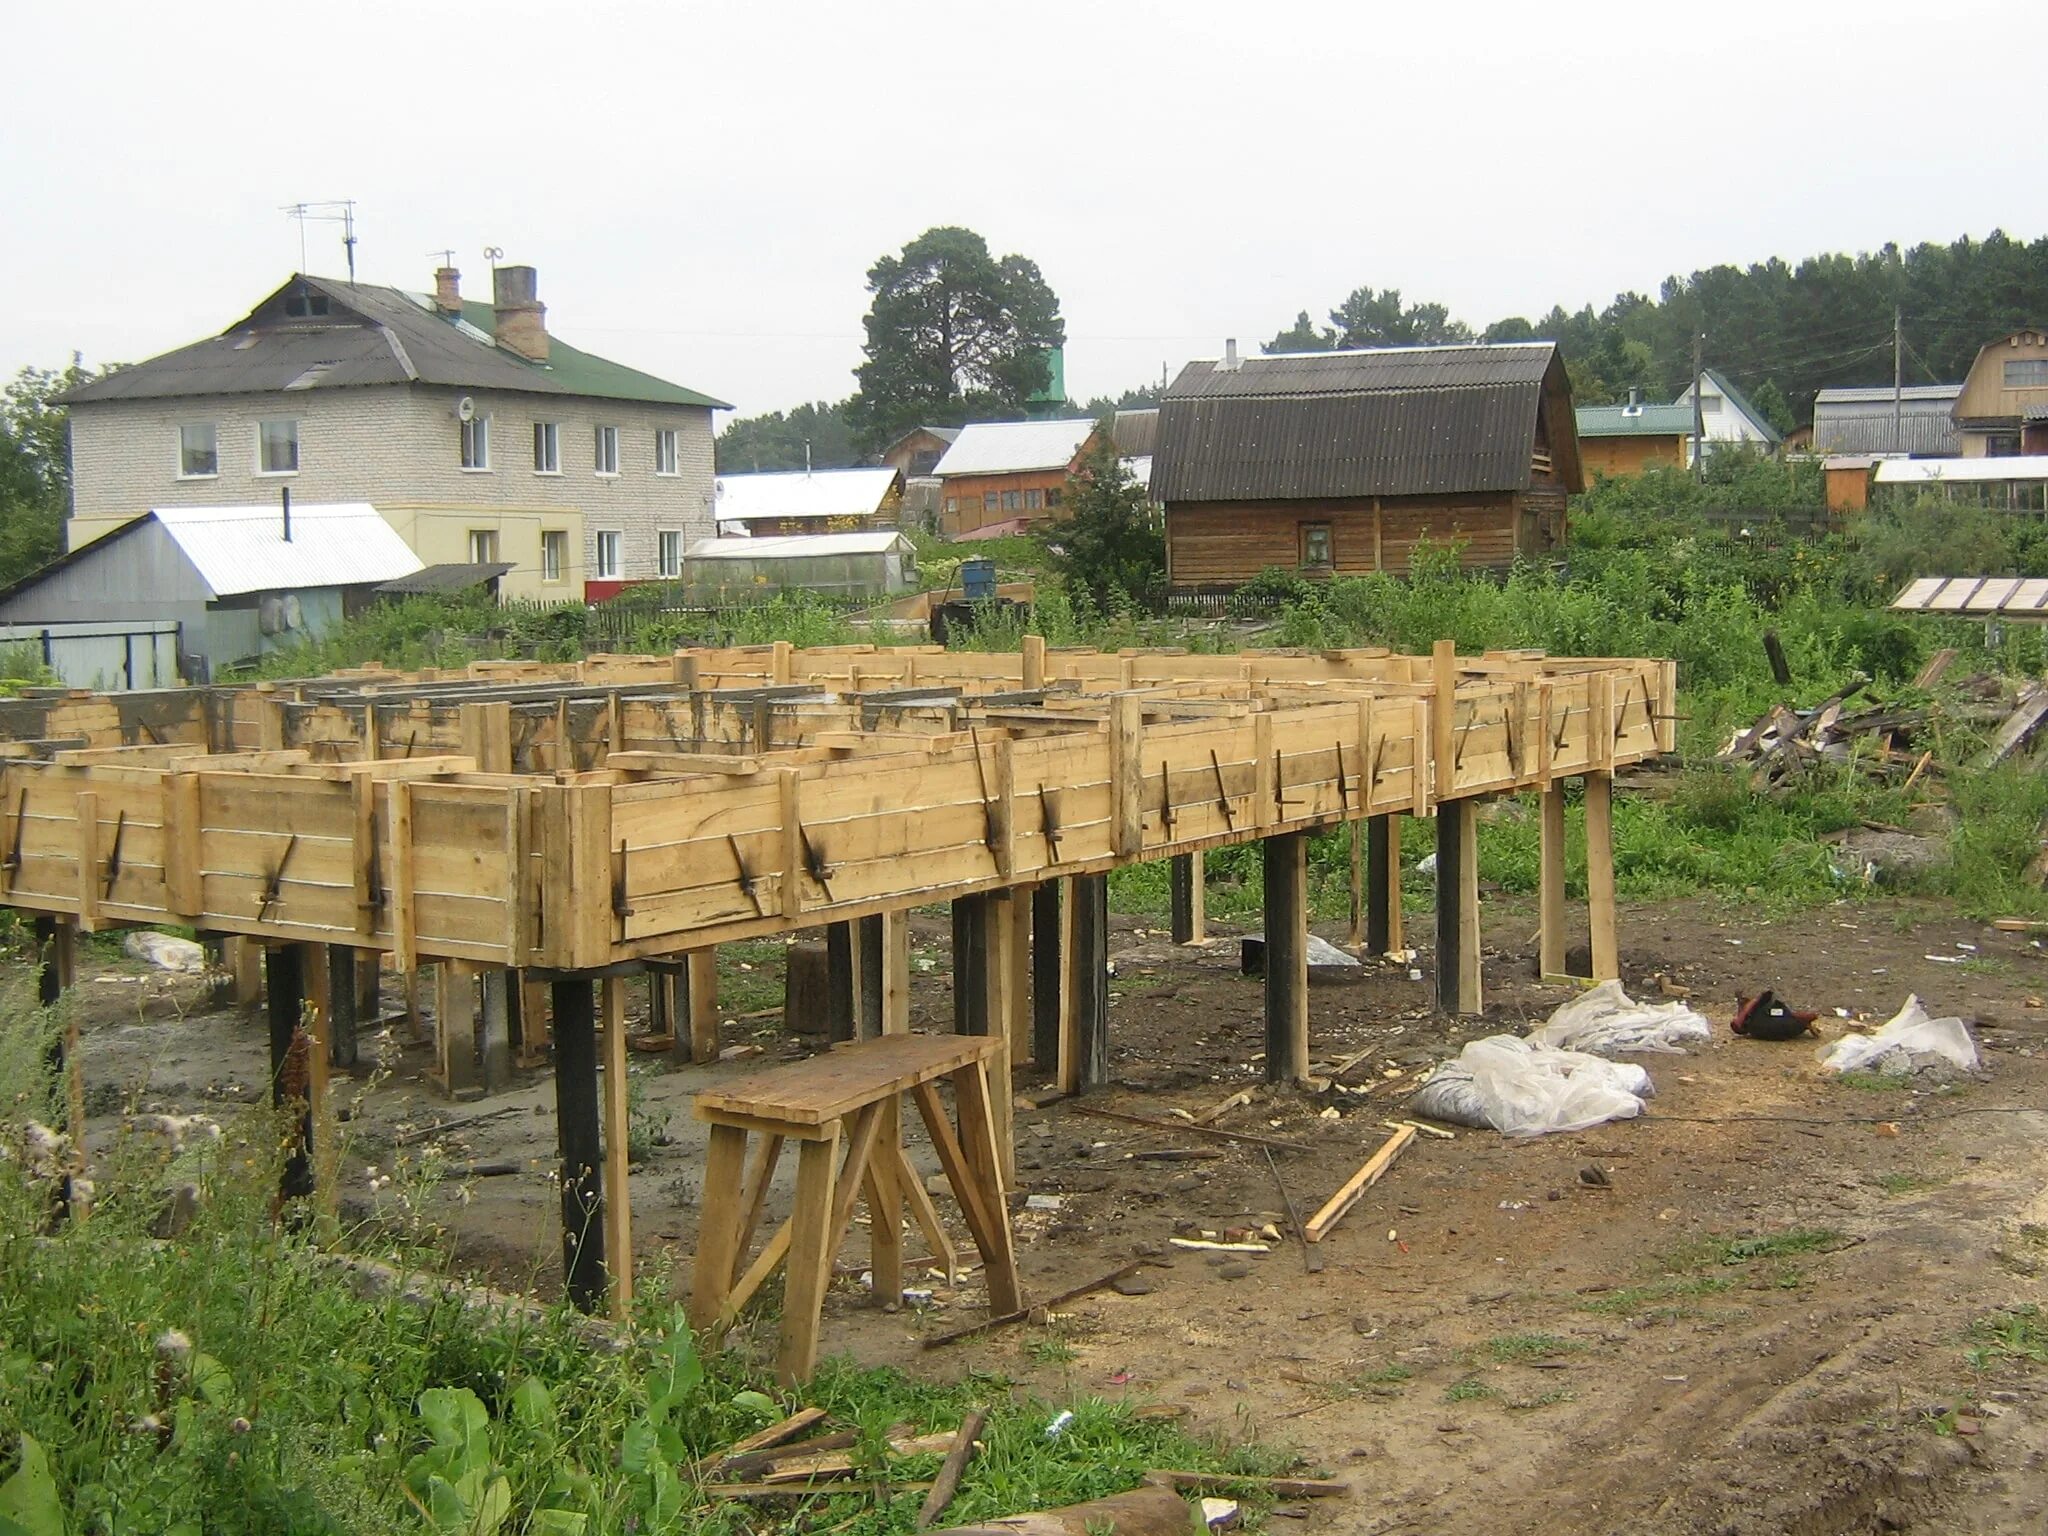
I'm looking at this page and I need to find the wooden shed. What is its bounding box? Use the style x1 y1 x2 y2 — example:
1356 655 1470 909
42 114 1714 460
1151 342 1582 590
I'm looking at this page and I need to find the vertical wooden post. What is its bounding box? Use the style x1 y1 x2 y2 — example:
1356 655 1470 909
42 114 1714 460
1021 632 1046 691
880 910 910 1035
1348 819 1366 950
227 935 264 1011
1585 773 1619 982
951 895 988 1036
686 949 719 1063
324 945 359 1069
600 978 633 1319
1109 694 1144 857
1538 785 1568 979
265 944 314 1204
982 889 1024 1186
1170 852 1206 944
1432 639 1458 802
551 978 605 1313
1366 815 1396 954
1261 832 1310 1084
435 961 480 1099
854 914 885 1039
1063 873 1109 1093
825 921 857 1043
355 952 381 1030
301 943 336 1227
479 970 512 1093
1434 800 1482 1015
1030 881 1061 1071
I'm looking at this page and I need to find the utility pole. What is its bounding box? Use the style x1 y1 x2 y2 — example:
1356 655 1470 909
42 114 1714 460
1893 306 1904 454
1692 330 1706 483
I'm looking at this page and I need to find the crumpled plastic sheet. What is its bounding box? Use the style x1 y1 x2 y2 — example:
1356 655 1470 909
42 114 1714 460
1528 978 1712 1056
1818 995 1979 1076
1410 1035 1655 1136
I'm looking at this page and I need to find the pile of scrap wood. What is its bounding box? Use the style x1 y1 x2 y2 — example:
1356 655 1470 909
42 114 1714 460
1720 658 2048 791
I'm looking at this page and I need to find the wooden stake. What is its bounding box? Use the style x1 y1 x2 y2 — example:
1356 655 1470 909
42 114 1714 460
916 1407 988 1531
1304 1124 1416 1243
1539 784 1568 979
1585 772 1618 982
600 977 632 1318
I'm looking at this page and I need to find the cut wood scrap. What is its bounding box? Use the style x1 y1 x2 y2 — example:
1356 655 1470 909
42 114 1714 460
759 1452 861 1484
1980 685 2048 767
1902 750 1934 792
393 1104 520 1145
1383 1119 1453 1140
1915 647 1959 688
1304 1125 1417 1244
889 1430 957 1458
1146 1470 1350 1500
923 1483 1191 1536
708 1480 931 1503
1169 1237 1270 1254
921 1260 1143 1349
712 1428 858 1481
915 1407 988 1530
1992 918 2048 933
1190 1087 1254 1125
1067 1103 1308 1152
1323 1044 1380 1081
1127 1148 1223 1162
704 1406 829 1468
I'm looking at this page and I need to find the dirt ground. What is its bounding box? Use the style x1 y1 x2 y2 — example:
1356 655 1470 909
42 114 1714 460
62 889 2048 1536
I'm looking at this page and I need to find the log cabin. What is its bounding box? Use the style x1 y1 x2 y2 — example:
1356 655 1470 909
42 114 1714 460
1151 341 1582 590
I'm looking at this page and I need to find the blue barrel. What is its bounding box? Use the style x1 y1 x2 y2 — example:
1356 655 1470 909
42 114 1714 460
960 556 996 601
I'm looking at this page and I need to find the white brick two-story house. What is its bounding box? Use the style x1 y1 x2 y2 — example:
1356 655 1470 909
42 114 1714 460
62 266 728 601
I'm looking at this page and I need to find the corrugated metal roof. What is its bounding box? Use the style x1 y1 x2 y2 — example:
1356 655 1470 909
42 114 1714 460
376 561 515 594
1111 408 1159 454
1891 576 2048 616
685 532 913 560
1874 456 2048 484
713 467 899 524
151 503 422 596
932 419 1096 476
1812 384 1962 456
65 275 728 409
1152 343 1566 502
1575 402 1696 438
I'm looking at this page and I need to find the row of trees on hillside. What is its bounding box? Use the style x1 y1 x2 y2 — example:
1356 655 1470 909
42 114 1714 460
1265 232 2048 424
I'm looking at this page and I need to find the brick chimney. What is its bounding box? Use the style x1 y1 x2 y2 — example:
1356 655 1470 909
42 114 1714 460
492 264 549 363
432 264 462 315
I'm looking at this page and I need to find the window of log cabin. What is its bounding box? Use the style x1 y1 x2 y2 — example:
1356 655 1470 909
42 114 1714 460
1300 522 1333 569
1045 486 1063 508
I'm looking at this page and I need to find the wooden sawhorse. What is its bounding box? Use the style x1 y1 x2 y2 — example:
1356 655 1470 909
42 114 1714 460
688 1033 1022 1384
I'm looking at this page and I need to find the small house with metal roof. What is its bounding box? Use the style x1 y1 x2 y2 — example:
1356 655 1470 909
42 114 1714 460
1952 329 2048 458
713 466 903 537
0 501 422 682
61 264 728 602
931 419 1103 538
1671 368 1782 456
1812 384 1961 458
1576 393 1695 478
1150 341 1582 589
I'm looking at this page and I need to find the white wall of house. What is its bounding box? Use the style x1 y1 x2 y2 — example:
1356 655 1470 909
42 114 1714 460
1671 378 1774 447
68 383 717 592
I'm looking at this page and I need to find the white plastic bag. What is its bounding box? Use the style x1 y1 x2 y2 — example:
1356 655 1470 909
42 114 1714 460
1410 1034 1653 1136
1818 995 1978 1075
1529 978 1711 1056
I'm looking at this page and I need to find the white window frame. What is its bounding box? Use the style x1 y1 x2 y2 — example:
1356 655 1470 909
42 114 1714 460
594 530 622 579
541 529 567 583
467 529 500 564
594 425 621 477
533 421 561 475
654 428 679 477
460 414 491 472
657 529 683 577
177 422 218 479
256 418 300 476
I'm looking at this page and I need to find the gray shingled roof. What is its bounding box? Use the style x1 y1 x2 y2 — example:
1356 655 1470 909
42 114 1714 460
64 275 728 409
1152 343 1570 502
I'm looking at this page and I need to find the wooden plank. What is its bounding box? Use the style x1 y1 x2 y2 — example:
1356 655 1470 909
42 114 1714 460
1109 694 1144 856
1585 772 1618 982
687 947 720 1064
601 977 633 1319
74 790 98 932
693 1033 997 1129
388 780 416 973
435 960 478 1099
775 1128 842 1384
165 773 201 921
1539 785 1568 979
688 1124 751 1331
1304 1124 1416 1242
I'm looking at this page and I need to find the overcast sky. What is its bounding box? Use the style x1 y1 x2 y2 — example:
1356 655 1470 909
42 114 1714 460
3 0 2032 420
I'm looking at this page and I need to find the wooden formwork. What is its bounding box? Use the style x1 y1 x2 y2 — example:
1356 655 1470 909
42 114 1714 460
0 643 1674 969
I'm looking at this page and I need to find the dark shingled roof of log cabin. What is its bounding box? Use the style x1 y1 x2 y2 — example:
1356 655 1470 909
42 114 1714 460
1152 341 1582 502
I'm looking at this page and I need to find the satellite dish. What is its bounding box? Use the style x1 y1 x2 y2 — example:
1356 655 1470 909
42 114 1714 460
457 396 476 422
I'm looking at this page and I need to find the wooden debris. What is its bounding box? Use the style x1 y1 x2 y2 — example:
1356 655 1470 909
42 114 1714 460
1261 1144 1323 1275
709 1480 932 1503
711 1428 858 1481
915 1407 988 1530
1169 1237 1270 1254
1191 1088 1254 1125
1067 1103 1308 1152
921 1260 1144 1349
706 1406 830 1467
1146 1470 1350 1499
1304 1125 1417 1243
925 1484 1194 1536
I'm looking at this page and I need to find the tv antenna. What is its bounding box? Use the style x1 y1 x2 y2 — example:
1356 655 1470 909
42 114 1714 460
483 245 505 271
282 199 359 281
